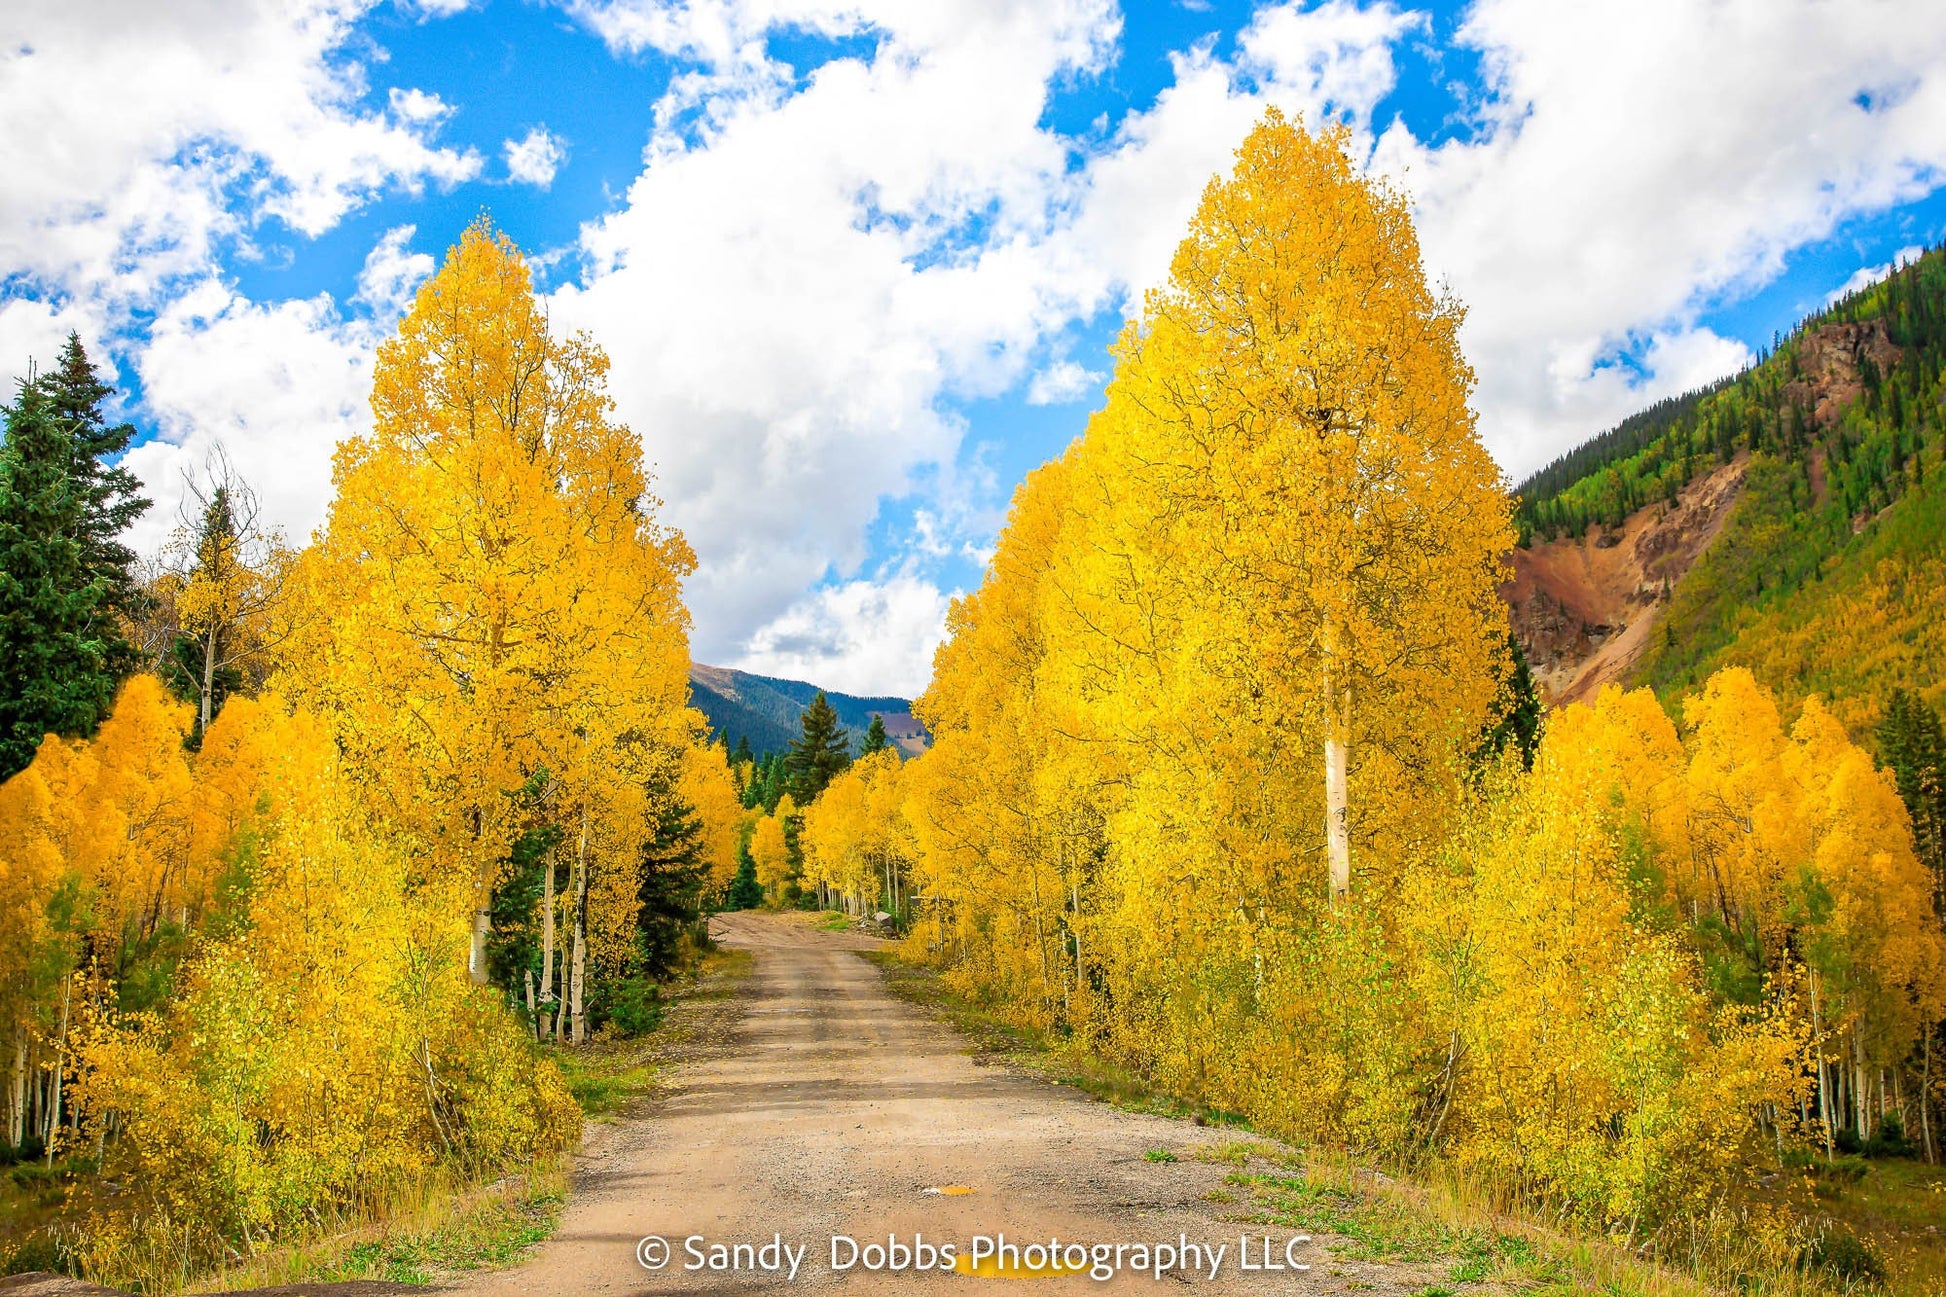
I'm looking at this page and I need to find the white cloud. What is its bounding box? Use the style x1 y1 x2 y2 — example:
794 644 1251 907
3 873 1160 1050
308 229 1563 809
1363 0 1946 477
1237 0 1425 116
122 285 378 557
550 0 1120 674
738 577 955 697
504 126 567 187
548 0 1946 693
1025 359 1105 405
0 0 478 311
1047 0 1946 480
1826 244 1926 306
354 225 435 324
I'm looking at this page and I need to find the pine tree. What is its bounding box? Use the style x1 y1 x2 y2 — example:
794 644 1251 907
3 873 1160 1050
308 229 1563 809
0 380 112 777
1878 687 1946 910
725 842 763 910
1475 633 1543 771
786 691 850 802
731 734 753 766
166 487 245 737
40 334 148 670
637 780 708 975
860 713 890 756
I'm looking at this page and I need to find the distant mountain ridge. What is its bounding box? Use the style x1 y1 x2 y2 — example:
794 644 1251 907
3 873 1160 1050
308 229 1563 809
688 663 930 757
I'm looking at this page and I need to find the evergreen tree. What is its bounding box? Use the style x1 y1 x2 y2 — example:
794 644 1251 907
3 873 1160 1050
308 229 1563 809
164 487 245 738
0 380 114 777
786 690 850 802
1474 633 1543 772
860 713 890 756
731 733 753 767
636 781 709 974
41 334 148 667
725 841 763 910
1877 687 1946 910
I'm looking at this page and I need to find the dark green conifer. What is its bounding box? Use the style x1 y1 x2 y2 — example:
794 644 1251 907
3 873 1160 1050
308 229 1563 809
0 381 109 776
1878 688 1946 910
786 690 850 801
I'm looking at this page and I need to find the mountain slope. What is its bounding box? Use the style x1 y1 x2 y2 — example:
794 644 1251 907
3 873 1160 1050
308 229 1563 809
1506 242 1946 732
688 663 929 757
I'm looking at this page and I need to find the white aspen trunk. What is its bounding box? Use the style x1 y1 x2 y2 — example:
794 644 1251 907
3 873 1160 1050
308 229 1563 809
1923 1025 1935 1164
570 805 589 1045
9 1027 24 1146
540 847 557 1038
46 977 69 1166
1322 621 1351 902
553 940 567 1042
469 897 492 985
1809 971 1833 1159
1854 1035 1868 1141
200 623 218 735
1325 731 1350 899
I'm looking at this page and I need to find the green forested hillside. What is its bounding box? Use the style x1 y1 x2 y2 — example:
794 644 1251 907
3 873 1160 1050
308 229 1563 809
1515 243 1946 734
688 663 927 756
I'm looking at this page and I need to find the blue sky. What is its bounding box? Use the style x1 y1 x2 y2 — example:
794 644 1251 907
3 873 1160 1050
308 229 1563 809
4 0 1944 694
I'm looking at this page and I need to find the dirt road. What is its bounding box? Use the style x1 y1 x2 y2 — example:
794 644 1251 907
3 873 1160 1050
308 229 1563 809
455 913 1431 1295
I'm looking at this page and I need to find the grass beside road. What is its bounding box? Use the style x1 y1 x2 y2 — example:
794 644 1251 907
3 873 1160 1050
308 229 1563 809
863 950 1946 1297
1 945 752 1294
206 946 751 1292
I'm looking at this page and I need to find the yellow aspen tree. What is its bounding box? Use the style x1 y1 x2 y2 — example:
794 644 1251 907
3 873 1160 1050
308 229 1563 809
166 452 294 739
282 221 696 983
751 806 791 906
1078 110 1510 899
680 742 746 895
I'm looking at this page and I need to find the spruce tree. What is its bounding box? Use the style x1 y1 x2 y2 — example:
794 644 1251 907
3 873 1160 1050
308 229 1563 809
726 842 763 910
0 339 151 777
786 690 850 801
0 380 113 776
860 713 890 756
41 334 148 667
1877 688 1946 909
1474 632 1543 772
636 784 708 974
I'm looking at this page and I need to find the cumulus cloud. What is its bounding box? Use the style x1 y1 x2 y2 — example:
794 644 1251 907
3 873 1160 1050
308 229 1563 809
0 0 479 311
550 0 1120 678
1364 0 1946 476
13 0 1946 700
738 577 956 697
504 126 567 187
354 225 435 324
1045 0 1946 480
1025 359 1106 406
1827 244 1926 306
122 284 378 556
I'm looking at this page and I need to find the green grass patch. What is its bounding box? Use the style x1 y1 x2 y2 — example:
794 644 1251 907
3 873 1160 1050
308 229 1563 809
865 947 1757 1297
195 1167 568 1292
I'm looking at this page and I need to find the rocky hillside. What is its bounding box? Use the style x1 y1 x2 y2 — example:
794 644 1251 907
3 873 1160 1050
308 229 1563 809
1507 242 1946 731
1505 456 1744 703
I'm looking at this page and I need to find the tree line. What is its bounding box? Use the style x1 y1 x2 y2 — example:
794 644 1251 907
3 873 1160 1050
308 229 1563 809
812 116 1946 1266
0 223 747 1284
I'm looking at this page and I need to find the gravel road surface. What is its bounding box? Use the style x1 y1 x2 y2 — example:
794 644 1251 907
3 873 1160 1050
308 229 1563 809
451 912 1438 1296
